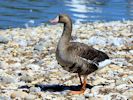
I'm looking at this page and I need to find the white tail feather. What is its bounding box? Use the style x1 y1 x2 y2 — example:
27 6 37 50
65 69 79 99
98 59 112 69
80 57 111 69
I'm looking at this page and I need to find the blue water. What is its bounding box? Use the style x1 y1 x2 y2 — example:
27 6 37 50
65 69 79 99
0 0 133 29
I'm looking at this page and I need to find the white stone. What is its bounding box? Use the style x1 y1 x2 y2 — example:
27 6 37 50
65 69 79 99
129 50 133 54
26 64 40 71
0 61 9 69
110 37 125 46
104 93 127 100
0 74 17 83
0 35 9 44
10 63 22 69
29 87 41 93
15 39 28 47
88 36 107 46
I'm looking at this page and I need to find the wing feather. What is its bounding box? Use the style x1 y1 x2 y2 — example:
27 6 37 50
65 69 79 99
67 42 109 64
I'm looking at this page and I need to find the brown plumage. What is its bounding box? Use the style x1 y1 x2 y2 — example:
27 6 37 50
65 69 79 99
50 14 109 94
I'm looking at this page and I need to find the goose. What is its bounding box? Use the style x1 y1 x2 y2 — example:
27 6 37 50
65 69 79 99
50 14 110 94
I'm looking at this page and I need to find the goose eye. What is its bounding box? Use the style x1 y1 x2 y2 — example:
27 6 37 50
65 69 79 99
59 15 63 19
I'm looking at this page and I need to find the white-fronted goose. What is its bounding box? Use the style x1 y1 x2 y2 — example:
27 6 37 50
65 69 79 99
50 14 110 94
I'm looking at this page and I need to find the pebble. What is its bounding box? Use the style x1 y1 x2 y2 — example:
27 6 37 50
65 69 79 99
34 42 47 51
26 64 40 71
0 95 11 100
92 77 108 85
0 61 9 69
29 87 41 93
20 73 33 82
0 35 9 44
15 39 28 47
10 62 22 70
10 91 28 99
104 93 127 100
123 90 133 99
88 36 107 46
110 37 125 46
0 74 17 83
129 50 133 54
24 94 37 100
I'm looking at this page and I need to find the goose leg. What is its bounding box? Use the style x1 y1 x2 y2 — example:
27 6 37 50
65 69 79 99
78 73 82 86
70 75 87 95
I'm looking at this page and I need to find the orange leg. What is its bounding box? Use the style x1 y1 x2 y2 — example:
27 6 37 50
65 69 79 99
70 75 87 95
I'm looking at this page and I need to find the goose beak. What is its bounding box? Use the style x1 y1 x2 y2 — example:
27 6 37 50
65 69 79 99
49 16 59 24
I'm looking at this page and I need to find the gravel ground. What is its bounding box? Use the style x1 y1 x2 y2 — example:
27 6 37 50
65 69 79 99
0 21 133 100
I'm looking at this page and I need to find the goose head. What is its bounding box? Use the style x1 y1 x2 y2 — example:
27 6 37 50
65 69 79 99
50 14 71 24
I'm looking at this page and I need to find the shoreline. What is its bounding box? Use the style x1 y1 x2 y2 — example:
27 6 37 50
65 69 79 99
1 20 133 30
0 21 133 99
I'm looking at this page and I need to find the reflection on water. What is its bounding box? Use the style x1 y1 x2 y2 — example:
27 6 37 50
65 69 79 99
0 0 133 29
65 0 104 22
66 0 128 22
127 0 133 20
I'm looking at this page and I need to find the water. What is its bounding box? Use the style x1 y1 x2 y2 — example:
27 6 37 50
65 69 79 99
0 0 133 29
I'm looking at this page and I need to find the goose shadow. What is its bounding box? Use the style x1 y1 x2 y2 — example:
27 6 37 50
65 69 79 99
19 83 107 92
19 84 94 92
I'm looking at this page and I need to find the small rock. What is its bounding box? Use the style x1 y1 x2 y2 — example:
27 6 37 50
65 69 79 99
0 61 9 69
116 84 128 90
34 38 49 51
80 34 88 39
20 73 33 82
15 39 28 47
92 77 108 85
129 96 133 100
0 35 9 44
24 94 36 100
10 62 22 69
70 95 86 100
84 89 93 97
108 70 119 77
29 87 41 93
34 43 47 51
115 79 128 86
88 36 107 46
0 95 11 100
129 50 133 55
0 74 17 83
91 86 103 96
10 91 28 99
87 97 103 100
110 37 125 46
112 58 127 66
104 93 127 100
26 64 40 71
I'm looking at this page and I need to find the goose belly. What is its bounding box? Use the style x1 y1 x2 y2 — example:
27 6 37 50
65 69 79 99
56 55 97 75
66 63 98 75
56 48 98 74
56 54 79 73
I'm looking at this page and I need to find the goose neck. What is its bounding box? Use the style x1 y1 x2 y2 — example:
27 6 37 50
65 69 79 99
60 22 72 43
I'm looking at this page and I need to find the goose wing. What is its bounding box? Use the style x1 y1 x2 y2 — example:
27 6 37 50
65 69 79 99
67 42 109 64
